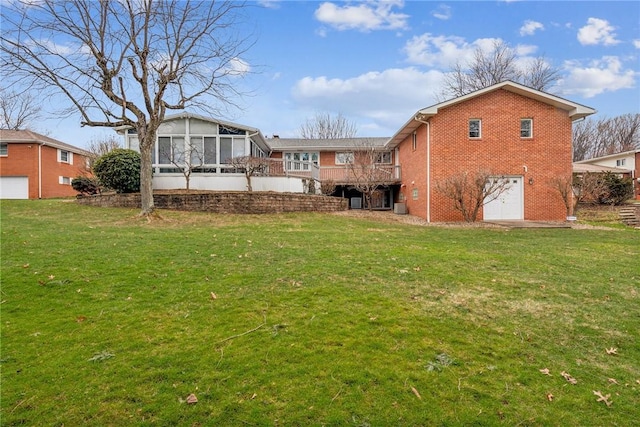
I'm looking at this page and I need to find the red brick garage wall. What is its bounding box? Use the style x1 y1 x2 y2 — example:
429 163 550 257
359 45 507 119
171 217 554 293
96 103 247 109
397 89 572 222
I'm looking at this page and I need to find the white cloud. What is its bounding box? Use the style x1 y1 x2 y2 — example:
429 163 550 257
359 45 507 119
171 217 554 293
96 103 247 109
257 0 280 9
403 34 502 69
291 67 444 131
519 20 544 36
314 0 409 32
432 4 452 21
559 56 636 98
577 18 620 46
227 57 250 76
633 39 640 49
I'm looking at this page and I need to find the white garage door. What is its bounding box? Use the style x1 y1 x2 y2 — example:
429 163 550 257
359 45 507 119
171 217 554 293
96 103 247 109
0 176 29 199
483 176 523 220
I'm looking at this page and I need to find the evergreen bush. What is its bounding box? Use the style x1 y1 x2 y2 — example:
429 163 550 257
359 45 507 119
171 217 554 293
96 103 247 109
93 149 141 193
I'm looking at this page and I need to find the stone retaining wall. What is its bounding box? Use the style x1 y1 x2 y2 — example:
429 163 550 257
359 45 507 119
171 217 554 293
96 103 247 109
76 191 348 214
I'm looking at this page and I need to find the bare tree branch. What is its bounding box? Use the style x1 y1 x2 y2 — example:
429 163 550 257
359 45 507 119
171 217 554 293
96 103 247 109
0 87 41 130
299 112 358 139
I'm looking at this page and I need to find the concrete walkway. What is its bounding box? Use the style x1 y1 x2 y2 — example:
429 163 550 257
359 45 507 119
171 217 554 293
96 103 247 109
485 221 572 228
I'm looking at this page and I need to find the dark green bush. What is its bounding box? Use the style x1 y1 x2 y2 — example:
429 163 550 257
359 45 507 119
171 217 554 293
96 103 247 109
599 172 634 205
71 176 100 195
93 149 141 193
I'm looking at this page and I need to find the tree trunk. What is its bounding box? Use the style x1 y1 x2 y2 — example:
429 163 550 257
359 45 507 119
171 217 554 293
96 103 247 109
138 134 155 216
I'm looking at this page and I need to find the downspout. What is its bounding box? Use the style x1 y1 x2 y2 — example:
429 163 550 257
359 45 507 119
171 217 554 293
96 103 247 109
38 142 44 199
414 115 431 223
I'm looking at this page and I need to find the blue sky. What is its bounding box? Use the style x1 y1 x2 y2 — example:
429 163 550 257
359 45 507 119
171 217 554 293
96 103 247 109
39 0 639 148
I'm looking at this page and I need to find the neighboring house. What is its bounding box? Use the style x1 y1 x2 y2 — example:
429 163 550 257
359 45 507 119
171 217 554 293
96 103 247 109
0 129 91 199
574 150 640 200
266 137 399 209
386 81 595 221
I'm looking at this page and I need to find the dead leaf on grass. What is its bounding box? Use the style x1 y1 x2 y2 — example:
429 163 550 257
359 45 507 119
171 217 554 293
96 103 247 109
22 263 30 268
76 316 87 323
210 292 217 300
539 368 552 376
186 393 198 404
561 371 577 385
410 386 422 399
608 378 619 385
593 390 612 407
546 393 554 401
605 347 618 355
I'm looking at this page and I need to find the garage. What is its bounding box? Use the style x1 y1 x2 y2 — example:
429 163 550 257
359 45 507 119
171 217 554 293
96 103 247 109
483 176 523 220
0 176 29 199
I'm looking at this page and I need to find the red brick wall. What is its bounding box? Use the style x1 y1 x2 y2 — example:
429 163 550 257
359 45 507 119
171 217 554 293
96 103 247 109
396 89 572 221
635 152 640 200
0 143 90 198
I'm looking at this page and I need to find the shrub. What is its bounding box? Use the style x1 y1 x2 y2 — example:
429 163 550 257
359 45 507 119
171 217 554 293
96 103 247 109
93 149 141 193
71 176 100 195
599 172 634 205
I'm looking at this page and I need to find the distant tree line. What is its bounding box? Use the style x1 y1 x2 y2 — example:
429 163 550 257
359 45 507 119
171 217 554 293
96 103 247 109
573 114 640 161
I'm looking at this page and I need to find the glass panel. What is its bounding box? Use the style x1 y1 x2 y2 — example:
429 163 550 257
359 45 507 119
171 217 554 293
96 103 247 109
469 120 480 138
204 137 216 164
190 136 203 165
520 119 532 137
0 143 7 155
129 136 139 152
158 137 171 164
220 125 244 135
232 137 245 158
190 119 217 134
220 137 232 163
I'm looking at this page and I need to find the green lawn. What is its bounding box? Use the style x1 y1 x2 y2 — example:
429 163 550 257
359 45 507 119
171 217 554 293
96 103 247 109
1 200 639 426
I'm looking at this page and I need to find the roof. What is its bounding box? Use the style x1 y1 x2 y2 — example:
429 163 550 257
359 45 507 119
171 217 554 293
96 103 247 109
115 111 270 151
266 137 390 151
0 129 91 156
387 80 597 148
574 149 640 164
572 163 632 174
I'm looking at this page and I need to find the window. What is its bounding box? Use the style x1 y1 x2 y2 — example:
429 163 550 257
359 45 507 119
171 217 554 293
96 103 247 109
412 132 417 151
335 152 354 164
469 119 481 138
616 159 626 167
58 149 72 163
412 189 419 200
59 176 71 185
284 152 319 171
520 119 533 138
189 136 217 165
220 137 245 163
0 143 7 156
375 151 392 164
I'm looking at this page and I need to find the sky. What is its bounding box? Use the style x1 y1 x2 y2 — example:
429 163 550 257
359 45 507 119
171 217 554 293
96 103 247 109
31 0 640 148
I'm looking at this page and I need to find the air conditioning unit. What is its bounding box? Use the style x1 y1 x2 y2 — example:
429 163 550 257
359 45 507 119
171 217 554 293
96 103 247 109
394 203 407 214
350 197 362 209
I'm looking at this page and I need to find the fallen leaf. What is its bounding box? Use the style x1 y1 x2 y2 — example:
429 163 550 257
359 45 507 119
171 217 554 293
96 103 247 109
593 390 612 407
22 263 30 268
251 393 257 400
210 292 217 300
410 386 422 400
561 371 577 385
76 316 87 323
539 368 552 376
186 393 198 404
608 378 619 385
413 266 421 272
48 275 55 280
546 393 554 401
605 347 618 355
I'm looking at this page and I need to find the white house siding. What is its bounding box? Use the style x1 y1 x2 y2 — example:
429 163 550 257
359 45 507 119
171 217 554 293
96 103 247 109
152 175 305 193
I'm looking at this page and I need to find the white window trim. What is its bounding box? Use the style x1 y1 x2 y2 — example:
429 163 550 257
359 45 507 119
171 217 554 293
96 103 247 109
520 118 533 139
335 151 354 165
469 119 481 139
412 132 417 151
59 176 71 185
0 143 8 156
58 149 73 164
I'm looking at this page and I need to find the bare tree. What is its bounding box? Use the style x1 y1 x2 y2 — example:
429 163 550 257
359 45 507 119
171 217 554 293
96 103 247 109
573 114 640 161
227 155 271 191
299 112 358 139
0 87 41 130
346 143 397 211
1 0 253 216
440 40 560 99
86 135 121 169
435 170 511 222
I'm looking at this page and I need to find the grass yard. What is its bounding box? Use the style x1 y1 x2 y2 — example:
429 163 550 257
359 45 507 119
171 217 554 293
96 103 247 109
1 200 639 426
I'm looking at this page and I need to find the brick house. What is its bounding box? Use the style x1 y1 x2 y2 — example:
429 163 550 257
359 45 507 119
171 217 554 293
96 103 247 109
386 81 596 221
574 150 640 200
0 130 91 199
266 137 399 209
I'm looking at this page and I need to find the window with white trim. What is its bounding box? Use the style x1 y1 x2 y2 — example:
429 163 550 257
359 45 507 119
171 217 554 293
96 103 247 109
0 143 7 156
59 176 71 185
520 118 533 138
616 159 626 167
335 152 354 164
469 119 481 138
284 152 319 171
375 151 392 164
412 132 417 151
58 149 72 164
